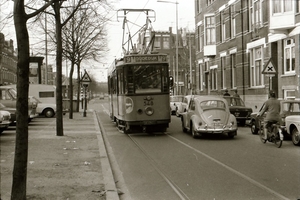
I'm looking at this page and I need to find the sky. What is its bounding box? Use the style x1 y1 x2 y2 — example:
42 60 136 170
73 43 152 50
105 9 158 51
0 0 195 82
106 0 195 61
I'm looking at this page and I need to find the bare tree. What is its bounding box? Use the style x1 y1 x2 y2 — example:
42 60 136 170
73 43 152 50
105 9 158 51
62 2 109 117
12 1 55 198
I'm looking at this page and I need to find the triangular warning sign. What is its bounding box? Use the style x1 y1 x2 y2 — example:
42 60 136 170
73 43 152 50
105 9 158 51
262 59 276 74
80 71 92 82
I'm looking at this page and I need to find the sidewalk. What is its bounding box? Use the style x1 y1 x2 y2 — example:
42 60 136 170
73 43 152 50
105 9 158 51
0 110 118 200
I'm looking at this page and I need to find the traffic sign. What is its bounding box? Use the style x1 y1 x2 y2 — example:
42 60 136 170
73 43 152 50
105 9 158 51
262 59 276 74
80 70 92 83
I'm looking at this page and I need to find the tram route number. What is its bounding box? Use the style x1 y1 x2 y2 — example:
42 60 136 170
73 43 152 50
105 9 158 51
144 100 153 106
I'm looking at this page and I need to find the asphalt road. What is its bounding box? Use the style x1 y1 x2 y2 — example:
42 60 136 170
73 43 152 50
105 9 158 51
93 99 300 200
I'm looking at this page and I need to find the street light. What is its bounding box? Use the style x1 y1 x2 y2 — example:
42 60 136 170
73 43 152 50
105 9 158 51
157 0 179 95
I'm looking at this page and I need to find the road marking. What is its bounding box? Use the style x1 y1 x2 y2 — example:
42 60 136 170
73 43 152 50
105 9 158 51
167 134 290 200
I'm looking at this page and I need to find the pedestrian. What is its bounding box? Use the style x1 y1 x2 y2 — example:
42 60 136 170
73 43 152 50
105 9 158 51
223 89 230 96
233 89 240 98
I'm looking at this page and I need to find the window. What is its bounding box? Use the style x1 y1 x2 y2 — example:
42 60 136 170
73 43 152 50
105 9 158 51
199 63 203 91
221 56 226 89
284 39 295 74
210 66 217 90
197 25 203 51
220 12 226 42
162 37 169 49
230 4 236 38
284 90 296 100
230 53 237 88
154 37 161 49
249 0 262 30
250 46 264 87
39 91 55 98
272 0 293 14
196 0 202 13
205 15 216 45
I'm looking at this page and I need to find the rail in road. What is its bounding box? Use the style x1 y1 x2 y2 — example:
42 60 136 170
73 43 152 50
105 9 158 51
94 100 299 200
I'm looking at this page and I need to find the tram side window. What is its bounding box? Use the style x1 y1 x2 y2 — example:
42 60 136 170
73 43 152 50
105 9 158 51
161 65 168 92
125 67 134 94
118 69 124 94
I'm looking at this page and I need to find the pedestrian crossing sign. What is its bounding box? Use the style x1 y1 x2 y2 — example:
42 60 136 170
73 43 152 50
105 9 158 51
262 59 276 74
80 71 92 83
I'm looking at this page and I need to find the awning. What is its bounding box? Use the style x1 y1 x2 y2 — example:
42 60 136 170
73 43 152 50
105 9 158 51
289 26 300 37
268 33 287 43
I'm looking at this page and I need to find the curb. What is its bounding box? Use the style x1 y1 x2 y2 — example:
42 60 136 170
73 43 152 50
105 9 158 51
93 111 120 200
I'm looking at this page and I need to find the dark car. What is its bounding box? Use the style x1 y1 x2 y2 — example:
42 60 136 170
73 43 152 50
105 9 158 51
250 99 300 135
223 96 253 126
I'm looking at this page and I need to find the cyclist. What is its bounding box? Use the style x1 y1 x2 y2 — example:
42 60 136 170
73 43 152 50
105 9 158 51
257 90 281 140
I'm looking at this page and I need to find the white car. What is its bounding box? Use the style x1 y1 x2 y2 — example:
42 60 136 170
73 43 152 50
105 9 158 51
176 95 201 117
0 110 11 134
170 95 184 115
285 115 300 146
29 96 56 118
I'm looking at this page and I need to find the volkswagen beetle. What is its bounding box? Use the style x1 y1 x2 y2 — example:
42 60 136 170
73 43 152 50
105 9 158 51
181 96 238 138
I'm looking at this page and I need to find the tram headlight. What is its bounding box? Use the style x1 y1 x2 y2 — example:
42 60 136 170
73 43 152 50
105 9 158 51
145 107 154 116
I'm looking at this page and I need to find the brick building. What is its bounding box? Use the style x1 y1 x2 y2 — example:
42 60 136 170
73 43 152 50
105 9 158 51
0 33 17 85
195 0 300 111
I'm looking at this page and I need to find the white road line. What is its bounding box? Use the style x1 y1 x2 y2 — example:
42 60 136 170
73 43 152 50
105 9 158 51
167 134 290 200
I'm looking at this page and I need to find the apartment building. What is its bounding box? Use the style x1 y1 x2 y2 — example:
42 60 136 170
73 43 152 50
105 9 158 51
195 0 300 111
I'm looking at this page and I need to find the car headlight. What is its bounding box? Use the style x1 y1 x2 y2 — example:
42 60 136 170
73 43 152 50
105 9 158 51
145 107 154 116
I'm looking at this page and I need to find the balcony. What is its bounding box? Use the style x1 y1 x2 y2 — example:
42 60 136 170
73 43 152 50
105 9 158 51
203 45 216 57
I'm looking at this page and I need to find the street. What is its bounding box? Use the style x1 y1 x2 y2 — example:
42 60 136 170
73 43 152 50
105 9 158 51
93 99 300 200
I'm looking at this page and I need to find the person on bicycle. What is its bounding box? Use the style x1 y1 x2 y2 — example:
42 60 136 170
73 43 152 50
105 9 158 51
257 90 281 140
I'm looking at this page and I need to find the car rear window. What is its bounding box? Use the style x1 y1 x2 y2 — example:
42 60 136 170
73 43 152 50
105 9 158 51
200 100 226 110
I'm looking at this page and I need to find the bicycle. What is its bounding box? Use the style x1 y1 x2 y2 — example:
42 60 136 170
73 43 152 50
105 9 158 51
258 118 284 148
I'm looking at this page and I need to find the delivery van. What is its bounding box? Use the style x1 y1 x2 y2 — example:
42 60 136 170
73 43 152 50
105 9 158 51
11 84 56 104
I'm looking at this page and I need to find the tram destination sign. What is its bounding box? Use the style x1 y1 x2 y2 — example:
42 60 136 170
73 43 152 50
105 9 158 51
124 55 167 63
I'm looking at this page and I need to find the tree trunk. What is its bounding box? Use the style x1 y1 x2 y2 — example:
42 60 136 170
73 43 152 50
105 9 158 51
54 2 64 136
11 1 29 198
68 61 75 119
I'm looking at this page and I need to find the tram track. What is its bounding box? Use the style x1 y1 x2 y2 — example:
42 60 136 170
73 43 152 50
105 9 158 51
127 133 190 200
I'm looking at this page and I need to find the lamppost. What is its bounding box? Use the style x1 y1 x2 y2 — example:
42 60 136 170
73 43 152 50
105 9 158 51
157 0 179 95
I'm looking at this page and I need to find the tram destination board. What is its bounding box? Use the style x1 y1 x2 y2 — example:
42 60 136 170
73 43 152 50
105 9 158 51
124 54 167 64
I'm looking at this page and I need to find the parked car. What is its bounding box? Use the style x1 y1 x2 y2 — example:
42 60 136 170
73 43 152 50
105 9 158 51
0 110 11 134
285 115 300 146
223 96 253 126
181 96 237 138
29 96 56 118
170 95 184 115
0 85 39 122
0 102 17 124
250 99 300 135
99 94 105 99
176 95 200 117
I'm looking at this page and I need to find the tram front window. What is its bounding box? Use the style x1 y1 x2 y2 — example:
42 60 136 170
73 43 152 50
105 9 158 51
126 65 167 94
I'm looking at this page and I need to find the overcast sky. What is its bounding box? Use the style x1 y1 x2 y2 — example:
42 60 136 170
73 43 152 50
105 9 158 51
0 0 195 82
107 0 195 62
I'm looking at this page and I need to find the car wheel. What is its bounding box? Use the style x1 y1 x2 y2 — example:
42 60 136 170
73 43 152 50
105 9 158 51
291 127 300 146
228 131 236 139
44 108 55 118
182 118 187 133
251 120 258 135
190 122 198 138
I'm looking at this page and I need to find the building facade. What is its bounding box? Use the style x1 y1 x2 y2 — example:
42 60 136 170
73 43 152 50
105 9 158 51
138 27 196 95
0 32 55 86
0 33 17 85
195 0 300 111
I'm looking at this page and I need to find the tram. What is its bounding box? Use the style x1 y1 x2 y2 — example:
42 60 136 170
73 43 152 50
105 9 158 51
107 9 171 133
